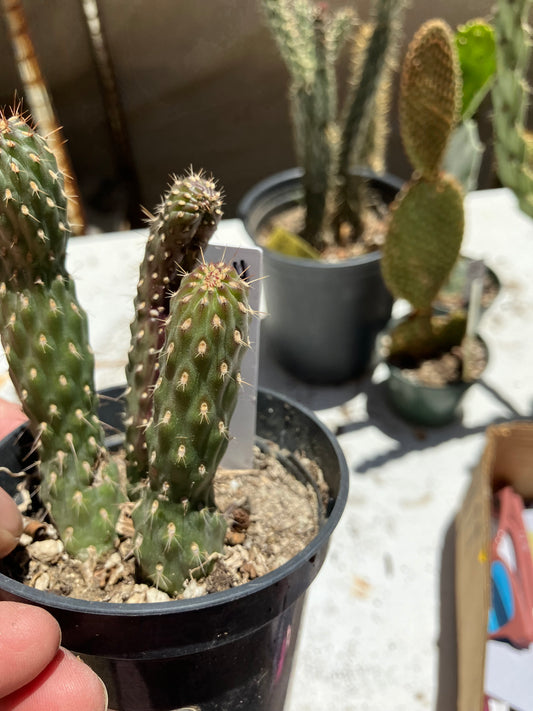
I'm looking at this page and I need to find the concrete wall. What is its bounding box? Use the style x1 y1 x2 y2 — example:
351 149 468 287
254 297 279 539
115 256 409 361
0 1 518 230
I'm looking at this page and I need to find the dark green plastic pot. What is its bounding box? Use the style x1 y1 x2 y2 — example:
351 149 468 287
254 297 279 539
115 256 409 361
384 338 488 427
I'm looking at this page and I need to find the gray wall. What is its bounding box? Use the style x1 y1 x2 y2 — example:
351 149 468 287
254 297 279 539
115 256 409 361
0 1 515 230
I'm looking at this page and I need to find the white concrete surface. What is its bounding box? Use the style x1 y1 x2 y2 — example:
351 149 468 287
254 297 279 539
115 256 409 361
275 189 533 711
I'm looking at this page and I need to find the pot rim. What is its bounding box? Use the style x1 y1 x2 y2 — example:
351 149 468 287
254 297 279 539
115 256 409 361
237 166 403 270
0 386 349 616
385 334 489 392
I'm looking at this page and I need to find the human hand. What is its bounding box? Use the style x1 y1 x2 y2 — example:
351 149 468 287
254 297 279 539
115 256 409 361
0 488 108 710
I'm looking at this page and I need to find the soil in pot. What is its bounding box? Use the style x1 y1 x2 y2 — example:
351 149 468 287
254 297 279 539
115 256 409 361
257 185 391 262
1 443 328 603
384 336 488 426
239 169 402 383
387 336 488 388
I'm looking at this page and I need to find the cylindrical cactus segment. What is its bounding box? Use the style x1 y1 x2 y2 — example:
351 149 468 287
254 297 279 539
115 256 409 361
399 19 460 179
0 276 123 556
132 502 227 594
147 261 251 506
381 175 464 310
491 0 533 218
133 261 252 594
0 112 70 287
125 172 223 485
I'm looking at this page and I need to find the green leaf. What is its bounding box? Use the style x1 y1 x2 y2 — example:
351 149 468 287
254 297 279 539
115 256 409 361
455 20 496 120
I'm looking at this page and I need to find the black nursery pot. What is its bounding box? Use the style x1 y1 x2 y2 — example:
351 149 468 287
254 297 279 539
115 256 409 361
0 387 348 711
238 168 402 384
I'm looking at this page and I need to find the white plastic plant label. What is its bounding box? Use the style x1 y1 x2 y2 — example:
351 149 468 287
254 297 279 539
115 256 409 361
204 242 262 470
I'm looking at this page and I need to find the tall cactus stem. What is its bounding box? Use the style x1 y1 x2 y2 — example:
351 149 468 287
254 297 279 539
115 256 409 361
125 172 223 485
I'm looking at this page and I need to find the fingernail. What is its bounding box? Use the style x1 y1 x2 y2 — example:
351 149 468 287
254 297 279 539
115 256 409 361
0 527 18 557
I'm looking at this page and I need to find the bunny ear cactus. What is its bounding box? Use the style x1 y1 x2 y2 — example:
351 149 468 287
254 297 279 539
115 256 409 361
381 20 466 361
125 172 223 486
0 112 123 557
132 261 252 594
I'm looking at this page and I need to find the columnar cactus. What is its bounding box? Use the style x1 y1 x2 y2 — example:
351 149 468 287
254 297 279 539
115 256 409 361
125 173 223 486
491 0 533 218
0 110 252 593
381 20 466 360
261 0 406 251
132 262 251 593
0 112 123 556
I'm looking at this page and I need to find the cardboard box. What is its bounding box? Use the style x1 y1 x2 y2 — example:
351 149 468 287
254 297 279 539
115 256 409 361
455 421 533 711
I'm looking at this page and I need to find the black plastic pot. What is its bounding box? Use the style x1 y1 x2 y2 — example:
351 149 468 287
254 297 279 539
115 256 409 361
0 387 348 711
238 168 402 384
0 422 33 498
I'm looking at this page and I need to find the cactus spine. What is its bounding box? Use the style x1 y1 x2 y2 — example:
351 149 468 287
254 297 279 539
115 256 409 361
125 173 223 486
132 262 252 594
261 0 406 251
0 113 122 556
381 20 466 360
491 0 533 218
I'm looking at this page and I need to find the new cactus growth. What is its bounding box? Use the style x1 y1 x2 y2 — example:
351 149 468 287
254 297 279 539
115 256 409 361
125 173 223 486
261 0 406 252
0 110 252 594
381 20 467 362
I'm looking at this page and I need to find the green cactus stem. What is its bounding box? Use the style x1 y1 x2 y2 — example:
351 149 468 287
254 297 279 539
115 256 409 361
261 0 406 251
398 19 460 180
491 0 533 218
331 0 405 241
0 112 69 287
443 19 496 192
132 261 252 594
381 20 466 362
381 175 465 311
0 111 123 557
124 172 223 486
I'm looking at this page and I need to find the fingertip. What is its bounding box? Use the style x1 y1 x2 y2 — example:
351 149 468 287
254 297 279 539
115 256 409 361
0 486 23 539
0 602 61 698
0 648 108 711
0 527 19 557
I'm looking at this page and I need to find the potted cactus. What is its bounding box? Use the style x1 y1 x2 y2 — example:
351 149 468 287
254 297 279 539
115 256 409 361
238 0 406 384
379 19 488 426
0 111 348 710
